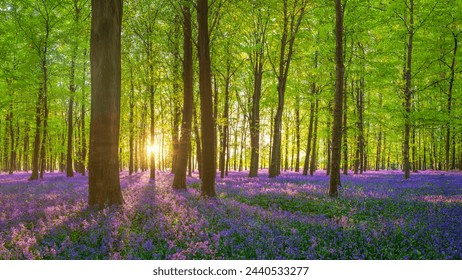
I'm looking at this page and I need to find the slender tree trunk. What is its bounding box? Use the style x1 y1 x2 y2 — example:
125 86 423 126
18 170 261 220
310 98 319 176
29 78 43 179
171 54 181 174
326 101 332 176
7 91 14 174
173 1 194 190
66 50 77 177
193 106 202 178
149 67 156 180
303 49 318 175
219 76 230 178
446 32 458 170
23 124 29 171
129 64 135 175
40 90 48 178
284 115 289 172
303 101 314 175
239 123 245 171
357 77 365 174
376 93 383 170
197 0 216 197
248 2 269 177
140 102 147 171
294 96 300 172
248 43 265 177
342 75 348 175
80 49 88 176
329 0 344 197
402 0 414 179
88 0 124 207
412 128 417 172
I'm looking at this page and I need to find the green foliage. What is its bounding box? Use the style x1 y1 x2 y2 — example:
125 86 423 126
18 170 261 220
0 0 461 173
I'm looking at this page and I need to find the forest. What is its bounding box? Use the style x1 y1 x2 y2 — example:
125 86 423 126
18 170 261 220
0 0 461 260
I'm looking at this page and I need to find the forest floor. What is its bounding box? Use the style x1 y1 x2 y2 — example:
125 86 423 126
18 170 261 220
0 169 461 260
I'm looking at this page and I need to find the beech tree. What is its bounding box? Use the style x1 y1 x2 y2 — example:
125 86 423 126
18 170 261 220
268 0 307 178
173 0 193 190
329 0 344 197
197 0 216 197
88 0 124 207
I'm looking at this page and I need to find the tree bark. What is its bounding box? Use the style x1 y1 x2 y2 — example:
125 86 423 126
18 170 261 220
149 68 156 180
66 46 77 177
173 1 194 190
197 0 216 197
446 31 458 170
294 96 300 172
129 63 135 175
303 101 314 175
88 0 124 207
7 90 14 174
329 0 344 197
342 74 348 175
402 0 414 179
310 98 319 176
219 75 230 179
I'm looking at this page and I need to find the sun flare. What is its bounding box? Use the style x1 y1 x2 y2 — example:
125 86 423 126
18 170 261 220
146 143 160 155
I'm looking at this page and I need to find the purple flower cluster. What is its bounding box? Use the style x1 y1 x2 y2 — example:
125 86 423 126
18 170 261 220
0 170 461 259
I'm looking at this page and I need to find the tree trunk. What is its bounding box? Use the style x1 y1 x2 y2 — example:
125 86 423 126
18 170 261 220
171 55 181 174
446 32 458 170
219 76 230 178
149 68 156 180
376 93 383 170
197 0 216 197
329 0 344 197
357 77 365 174
129 63 135 175
40 92 48 178
7 91 14 174
310 98 319 176
303 101 314 175
403 0 414 179
284 115 289 172
248 2 269 177
66 50 77 177
248 38 265 177
294 96 300 172
269 0 306 178
88 0 124 207
23 124 29 171
79 49 88 176
342 75 348 175
193 106 202 178
173 1 194 190
29 77 43 179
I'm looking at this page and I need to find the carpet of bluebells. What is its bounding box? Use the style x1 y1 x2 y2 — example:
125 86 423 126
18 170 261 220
0 169 461 260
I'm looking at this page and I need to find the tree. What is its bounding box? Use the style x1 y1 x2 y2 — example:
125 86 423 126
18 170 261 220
11 0 61 180
88 0 124 207
173 0 193 190
248 0 270 178
402 0 414 179
329 0 344 197
268 0 307 178
197 0 216 197
66 0 84 178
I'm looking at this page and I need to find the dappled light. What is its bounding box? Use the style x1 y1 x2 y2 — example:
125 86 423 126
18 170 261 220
1 171 461 260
